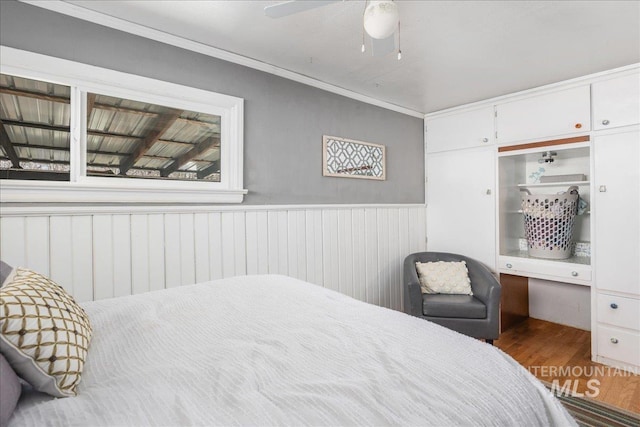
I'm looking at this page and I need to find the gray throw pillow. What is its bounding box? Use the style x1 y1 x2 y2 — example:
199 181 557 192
0 260 12 286
0 354 21 427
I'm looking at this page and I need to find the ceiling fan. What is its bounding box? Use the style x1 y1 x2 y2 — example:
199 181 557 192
264 1 402 60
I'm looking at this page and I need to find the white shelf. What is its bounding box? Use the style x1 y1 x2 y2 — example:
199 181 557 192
517 181 589 188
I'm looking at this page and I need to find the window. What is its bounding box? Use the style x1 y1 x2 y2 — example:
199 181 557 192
0 74 71 180
84 93 222 182
0 47 245 204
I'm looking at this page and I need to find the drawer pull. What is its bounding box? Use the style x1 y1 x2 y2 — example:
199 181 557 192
610 303 618 309
482 137 489 143
571 271 578 277
610 338 619 344
602 119 610 126
506 263 512 269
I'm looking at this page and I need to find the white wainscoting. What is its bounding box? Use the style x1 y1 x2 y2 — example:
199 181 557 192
0 205 426 312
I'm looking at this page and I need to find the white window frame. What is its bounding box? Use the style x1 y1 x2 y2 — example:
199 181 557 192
0 46 246 204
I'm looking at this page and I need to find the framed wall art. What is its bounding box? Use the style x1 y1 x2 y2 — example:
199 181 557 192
322 135 386 180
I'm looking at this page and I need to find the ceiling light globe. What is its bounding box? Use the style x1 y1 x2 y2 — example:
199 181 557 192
364 1 399 39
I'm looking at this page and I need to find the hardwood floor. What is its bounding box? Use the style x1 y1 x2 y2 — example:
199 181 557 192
495 318 640 414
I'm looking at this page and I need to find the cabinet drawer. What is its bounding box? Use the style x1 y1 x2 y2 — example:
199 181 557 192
596 325 640 367
597 293 640 330
499 256 591 283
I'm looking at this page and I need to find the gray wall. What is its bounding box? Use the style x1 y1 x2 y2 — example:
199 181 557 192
0 1 424 205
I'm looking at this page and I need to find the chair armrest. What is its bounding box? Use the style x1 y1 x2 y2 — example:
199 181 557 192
403 255 424 317
467 262 500 306
466 260 501 324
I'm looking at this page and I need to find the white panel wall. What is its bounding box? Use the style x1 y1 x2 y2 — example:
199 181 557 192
0 205 426 312
529 278 591 331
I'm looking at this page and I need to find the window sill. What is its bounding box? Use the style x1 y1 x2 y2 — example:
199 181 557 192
0 180 247 204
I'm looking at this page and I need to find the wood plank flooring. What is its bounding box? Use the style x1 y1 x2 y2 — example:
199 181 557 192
495 318 640 414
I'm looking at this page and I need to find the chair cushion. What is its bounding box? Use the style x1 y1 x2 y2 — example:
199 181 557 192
422 294 487 319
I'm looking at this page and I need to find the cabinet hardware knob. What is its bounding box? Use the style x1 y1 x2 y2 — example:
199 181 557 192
602 119 610 126
610 338 619 344
506 263 512 269
482 137 489 143
571 271 578 277
575 123 582 129
486 189 492 195
599 185 607 192
610 303 618 309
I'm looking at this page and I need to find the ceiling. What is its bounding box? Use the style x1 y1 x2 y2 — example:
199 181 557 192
42 1 640 114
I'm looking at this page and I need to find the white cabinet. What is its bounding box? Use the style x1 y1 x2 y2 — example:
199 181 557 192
425 106 494 153
424 66 640 370
593 130 640 296
426 146 496 271
592 72 640 130
496 85 591 144
592 128 640 369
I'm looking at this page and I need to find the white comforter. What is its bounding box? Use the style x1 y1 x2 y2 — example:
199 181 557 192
11 275 575 426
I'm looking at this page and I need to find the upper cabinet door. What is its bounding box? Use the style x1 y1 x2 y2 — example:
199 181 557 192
496 85 591 145
425 106 494 153
592 72 640 130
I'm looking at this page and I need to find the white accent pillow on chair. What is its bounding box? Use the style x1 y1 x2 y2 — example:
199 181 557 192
415 261 473 295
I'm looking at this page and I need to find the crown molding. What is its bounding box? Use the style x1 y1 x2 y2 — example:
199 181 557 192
19 0 424 119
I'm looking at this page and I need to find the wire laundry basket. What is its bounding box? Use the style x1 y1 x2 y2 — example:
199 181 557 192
521 186 579 259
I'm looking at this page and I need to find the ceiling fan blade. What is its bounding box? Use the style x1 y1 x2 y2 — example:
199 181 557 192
370 34 396 57
264 1 341 19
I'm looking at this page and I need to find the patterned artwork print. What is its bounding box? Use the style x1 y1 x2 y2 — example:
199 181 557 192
323 136 385 180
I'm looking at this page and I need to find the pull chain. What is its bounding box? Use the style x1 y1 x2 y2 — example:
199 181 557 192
397 21 402 60
361 1 368 53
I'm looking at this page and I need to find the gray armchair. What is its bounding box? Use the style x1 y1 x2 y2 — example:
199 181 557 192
403 252 501 344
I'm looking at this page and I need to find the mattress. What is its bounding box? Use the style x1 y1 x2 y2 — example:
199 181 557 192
10 275 575 426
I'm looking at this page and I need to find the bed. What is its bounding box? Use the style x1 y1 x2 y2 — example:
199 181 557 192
6 274 575 426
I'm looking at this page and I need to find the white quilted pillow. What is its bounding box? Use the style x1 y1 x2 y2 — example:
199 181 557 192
415 261 473 295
